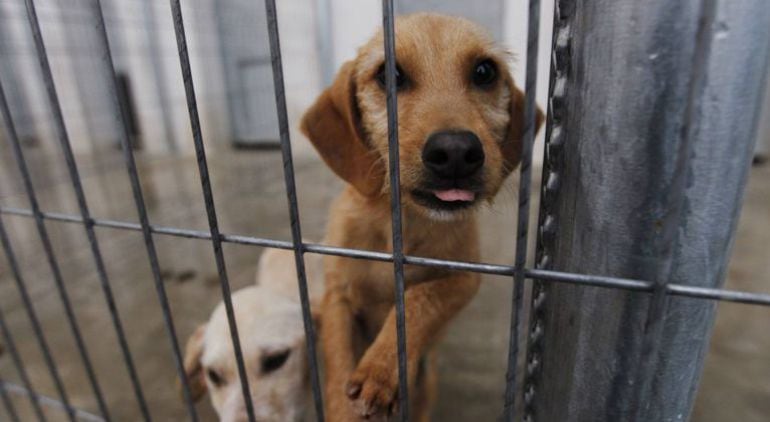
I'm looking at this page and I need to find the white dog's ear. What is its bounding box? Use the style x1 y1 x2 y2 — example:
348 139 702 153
180 324 207 402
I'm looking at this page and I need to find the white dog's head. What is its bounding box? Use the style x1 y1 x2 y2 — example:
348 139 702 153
183 286 309 422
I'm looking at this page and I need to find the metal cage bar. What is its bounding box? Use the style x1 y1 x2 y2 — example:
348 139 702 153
0 2 768 421
523 2 572 420
23 0 151 419
90 1 199 420
382 1 410 419
167 1 256 421
502 0 542 419
526 1 770 421
0 377 20 422
0 381 105 422
0 307 46 422
263 0 325 420
2 205 770 308
0 80 111 421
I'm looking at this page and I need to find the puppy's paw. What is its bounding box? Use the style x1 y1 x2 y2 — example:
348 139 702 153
346 358 399 419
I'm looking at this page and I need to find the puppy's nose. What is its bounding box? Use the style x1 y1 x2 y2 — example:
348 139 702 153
422 131 485 179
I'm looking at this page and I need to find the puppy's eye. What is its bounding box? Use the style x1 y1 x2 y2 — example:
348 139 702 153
261 349 291 374
207 369 224 387
376 64 407 90
472 59 497 87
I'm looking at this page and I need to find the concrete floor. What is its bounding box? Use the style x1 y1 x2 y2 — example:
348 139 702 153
0 146 767 421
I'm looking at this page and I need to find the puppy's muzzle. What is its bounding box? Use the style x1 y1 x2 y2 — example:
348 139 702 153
422 130 485 179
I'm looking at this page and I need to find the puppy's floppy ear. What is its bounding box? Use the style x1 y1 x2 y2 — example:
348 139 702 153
301 61 384 197
502 76 545 175
179 324 207 402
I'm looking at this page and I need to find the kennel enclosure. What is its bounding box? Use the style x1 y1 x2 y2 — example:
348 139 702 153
0 0 769 422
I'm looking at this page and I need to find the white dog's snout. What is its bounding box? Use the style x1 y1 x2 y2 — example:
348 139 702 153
218 389 250 422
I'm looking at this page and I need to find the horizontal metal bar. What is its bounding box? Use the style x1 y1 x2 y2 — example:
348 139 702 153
665 284 770 306
0 307 46 422
1 206 769 307
0 381 104 422
0 377 20 422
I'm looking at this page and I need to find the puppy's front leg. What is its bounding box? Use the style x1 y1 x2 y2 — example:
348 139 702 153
321 265 362 421
346 272 480 418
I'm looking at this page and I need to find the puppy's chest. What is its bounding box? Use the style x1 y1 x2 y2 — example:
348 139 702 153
347 239 442 326
350 257 434 294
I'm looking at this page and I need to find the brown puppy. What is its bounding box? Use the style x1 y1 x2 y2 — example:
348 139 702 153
301 13 542 421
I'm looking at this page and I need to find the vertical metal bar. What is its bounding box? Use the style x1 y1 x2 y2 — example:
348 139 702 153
89 1 198 420
0 82 86 419
22 0 150 419
523 2 569 420
0 305 46 422
756 63 770 160
167 2 256 421
0 376 21 422
502 0 541 420
262 1 325 421
381 1 409 420
530 1 770 421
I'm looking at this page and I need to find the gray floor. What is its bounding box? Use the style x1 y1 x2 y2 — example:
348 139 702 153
0 146 767 421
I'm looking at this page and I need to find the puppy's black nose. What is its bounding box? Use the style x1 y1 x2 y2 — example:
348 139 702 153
422 131 485 179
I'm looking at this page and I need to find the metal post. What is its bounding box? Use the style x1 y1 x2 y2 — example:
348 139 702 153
756 65 770 160
527 1 770 422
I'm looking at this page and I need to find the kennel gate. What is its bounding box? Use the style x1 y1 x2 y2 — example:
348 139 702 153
0 0 769 421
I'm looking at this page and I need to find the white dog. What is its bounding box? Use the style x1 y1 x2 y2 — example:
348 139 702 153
182 249 323 422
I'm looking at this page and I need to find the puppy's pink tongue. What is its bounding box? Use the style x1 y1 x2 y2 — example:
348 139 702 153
434 189 475 202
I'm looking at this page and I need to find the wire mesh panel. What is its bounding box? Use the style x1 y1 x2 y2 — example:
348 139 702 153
0 0 769 421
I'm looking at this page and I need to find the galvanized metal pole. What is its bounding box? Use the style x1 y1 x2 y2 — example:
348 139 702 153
756 65 770 161
526 1 770 421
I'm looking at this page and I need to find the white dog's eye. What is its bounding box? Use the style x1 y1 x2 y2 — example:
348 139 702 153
207 369 224 387
261 349 291 374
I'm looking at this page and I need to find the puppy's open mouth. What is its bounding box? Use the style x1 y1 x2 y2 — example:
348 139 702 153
410 188 479 211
